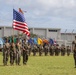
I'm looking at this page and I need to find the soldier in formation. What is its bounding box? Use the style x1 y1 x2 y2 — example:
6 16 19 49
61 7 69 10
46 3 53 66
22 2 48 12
10 40 16 65
28 43 31 56
39 44 43 56
15 38 21 65
22 39 28 65
3 39 10 66
44 44 49 56
2 37 73 66
55 44 60 56
72 36 76 68
61 44 66 56
32 44 38 56
66 46 71 56
49 45 55 56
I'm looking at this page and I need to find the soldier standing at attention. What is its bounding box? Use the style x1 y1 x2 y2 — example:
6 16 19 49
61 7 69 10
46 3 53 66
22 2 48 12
39 44 43 56
44 44 49 56
61 44 66 56
32 44 37 56
66 46 71 56
3 39 10 66
28 43 31 56
15 38 21 66
49 45 55 56
10 40 16 66
72 36 76 68
22 39 28 65
55 44 60 56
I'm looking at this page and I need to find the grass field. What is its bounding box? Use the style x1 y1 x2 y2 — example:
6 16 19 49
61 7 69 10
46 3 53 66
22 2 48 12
0 52 76 75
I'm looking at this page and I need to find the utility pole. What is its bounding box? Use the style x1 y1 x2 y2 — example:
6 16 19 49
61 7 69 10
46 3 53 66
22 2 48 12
65 29 67 41
71 29 74 42
64 29 67 46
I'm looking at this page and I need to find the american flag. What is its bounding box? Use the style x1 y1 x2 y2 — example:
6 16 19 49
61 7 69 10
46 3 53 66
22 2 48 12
13 9 30 37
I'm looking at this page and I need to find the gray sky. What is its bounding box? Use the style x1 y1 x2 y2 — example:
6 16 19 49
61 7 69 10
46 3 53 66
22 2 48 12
0 0 76 32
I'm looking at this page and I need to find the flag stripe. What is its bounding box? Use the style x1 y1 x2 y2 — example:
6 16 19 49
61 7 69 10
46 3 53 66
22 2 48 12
13 9 30 37
13 26 26 31
13 22 28 29
13 20 27 26
13 25 30 33
13 27 30 33
14 28 25 32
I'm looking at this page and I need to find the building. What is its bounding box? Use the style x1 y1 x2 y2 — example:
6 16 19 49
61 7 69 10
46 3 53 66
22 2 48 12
0 26 61 40
0 26 76 46
30 27 61 40
0 26 18 37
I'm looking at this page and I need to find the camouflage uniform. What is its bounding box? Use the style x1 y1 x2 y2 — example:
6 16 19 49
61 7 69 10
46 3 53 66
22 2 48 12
22 42 28 65
72 36 76 68
66 46 71 56
61 44 66 56
28 43 31 56
39 45 43 56
49 45 55 56
73 46 76 68
32 44 37 56
55 44 60 56
15 41 21 65
44 44 49 56
10 41 16 65
3 41 10 66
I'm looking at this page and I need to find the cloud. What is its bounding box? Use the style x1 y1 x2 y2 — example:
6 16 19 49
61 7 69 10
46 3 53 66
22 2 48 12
2 0 76 17
0 0 76 30
37 0 76 8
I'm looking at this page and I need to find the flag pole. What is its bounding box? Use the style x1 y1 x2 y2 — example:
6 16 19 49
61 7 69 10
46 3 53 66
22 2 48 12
12 0 16 42
12 21 14 42
13 27 14 42
18 29 20 39
19 8 23 39
12 8 14 42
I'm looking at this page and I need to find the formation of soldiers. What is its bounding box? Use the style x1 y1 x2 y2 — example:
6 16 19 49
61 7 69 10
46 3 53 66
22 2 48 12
2 38 72 66
31 43 71 56
3 38 28 66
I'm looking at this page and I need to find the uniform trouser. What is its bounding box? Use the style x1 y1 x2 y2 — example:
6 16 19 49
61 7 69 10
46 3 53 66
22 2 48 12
44 49 48 56
23 50 28 64
55 51 59 56
61 51 65 56
3 51 8 65
16 51 21 65
28 48 31 56
10 52 15 65
74 55 76 67
33 51 36 56
39 52 42 56
67 51 70 56
50 50 54 56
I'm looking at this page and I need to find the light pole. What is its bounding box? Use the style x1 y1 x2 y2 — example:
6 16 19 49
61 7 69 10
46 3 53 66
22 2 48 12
71 29 74 51
71 29 74 42
65 29 67 41
64 29 67 46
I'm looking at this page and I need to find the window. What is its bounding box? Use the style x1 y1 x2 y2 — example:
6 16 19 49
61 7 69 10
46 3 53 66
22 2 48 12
48 30 57 32
0 28 1 30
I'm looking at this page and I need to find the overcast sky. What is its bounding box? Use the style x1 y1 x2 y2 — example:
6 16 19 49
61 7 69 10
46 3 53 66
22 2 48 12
0 0 76 32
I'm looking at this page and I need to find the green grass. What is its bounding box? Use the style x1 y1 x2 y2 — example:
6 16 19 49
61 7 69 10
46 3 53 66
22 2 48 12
0 52 76 75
